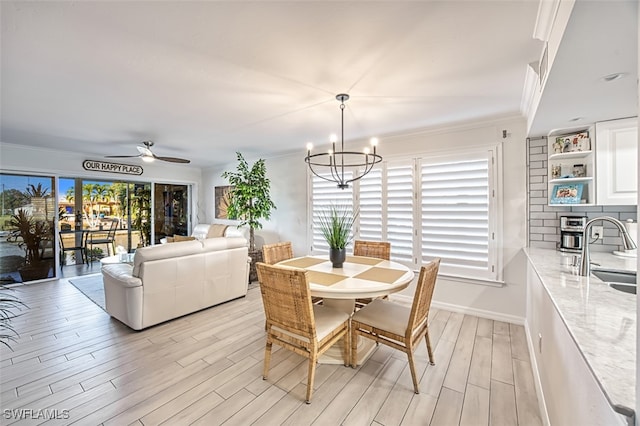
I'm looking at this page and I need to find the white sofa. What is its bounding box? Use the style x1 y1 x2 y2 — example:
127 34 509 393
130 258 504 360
102 236 250 330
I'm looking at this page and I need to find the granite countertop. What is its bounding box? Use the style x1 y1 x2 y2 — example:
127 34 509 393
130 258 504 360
524 247 636 418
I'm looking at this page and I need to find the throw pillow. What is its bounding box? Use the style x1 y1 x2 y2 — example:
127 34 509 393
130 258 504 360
165 236 175 243
207 224 228 238
173 235 196 242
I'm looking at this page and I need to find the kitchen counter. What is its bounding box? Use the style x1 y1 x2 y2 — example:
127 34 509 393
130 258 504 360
524 247 636 419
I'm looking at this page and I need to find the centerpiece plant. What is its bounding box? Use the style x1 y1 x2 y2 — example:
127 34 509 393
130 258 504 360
317 204 358 268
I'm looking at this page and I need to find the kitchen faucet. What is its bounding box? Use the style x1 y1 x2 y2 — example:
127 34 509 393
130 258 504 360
579 216 637 276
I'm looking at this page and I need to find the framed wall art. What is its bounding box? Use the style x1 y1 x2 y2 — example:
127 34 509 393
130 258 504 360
215 185 234 219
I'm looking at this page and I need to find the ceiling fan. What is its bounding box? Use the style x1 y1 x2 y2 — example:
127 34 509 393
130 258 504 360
105 141 191 164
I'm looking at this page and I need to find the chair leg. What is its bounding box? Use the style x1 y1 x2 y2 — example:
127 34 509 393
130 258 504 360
306 355 317 404
262 340 273 380
351 327 358 368
342 329 349 367
407 350 420 394
425 329 435 366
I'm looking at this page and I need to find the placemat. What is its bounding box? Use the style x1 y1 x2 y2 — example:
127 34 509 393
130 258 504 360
307 271 347 286
279 257 327 269
354 267 407 284
346 256 383 266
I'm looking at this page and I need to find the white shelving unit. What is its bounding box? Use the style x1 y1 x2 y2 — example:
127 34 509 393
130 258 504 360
547 125 595 206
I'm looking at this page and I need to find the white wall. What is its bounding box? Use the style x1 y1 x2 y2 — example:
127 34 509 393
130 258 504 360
0 142 205 224
203 116 529 321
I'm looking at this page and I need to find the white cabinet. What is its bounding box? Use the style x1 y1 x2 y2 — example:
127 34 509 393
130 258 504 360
525 261 628 426
547 126 594 206
595 117 638 205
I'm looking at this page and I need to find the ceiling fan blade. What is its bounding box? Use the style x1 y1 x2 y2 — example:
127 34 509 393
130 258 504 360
105 155 141 158
155 156 191 164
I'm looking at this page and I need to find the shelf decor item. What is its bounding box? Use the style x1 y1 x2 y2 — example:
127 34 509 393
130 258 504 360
557 131 590 153
551 183 584 204
573 164 586 178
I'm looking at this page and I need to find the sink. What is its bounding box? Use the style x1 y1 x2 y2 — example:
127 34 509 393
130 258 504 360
591 269 637 295
591 269 636 285
608 283 637 295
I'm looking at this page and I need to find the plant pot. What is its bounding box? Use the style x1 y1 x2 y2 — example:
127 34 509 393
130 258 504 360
329 248 346 269
18 260 53 282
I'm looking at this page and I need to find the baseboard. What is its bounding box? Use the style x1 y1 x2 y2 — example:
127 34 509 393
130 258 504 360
524 320 551 426
394 294 526 325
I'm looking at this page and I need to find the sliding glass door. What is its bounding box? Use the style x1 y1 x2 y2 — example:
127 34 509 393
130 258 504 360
153 183 189 244
59 178 152 263
0 173 57 283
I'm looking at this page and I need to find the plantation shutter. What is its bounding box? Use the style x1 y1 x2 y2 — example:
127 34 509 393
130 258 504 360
386 163 414 264
420 151 493 279
310 172 354 254
357 168 383 241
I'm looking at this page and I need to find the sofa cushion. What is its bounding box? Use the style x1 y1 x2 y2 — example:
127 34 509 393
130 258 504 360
173 234 196 242
132 240 204 277
201 236 250 251
207 224 228 238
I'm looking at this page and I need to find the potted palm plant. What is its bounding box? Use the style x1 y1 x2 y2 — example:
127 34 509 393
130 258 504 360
8 209 53 282
317 204 358 268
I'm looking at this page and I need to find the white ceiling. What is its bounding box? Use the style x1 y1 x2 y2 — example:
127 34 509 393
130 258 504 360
0 1 635 168
528 0 638 136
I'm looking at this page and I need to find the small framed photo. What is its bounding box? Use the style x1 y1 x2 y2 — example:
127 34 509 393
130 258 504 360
572 164 586 178
551 183 584 204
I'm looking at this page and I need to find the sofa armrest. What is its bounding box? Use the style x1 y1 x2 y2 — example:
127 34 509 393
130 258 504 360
102 264 142 288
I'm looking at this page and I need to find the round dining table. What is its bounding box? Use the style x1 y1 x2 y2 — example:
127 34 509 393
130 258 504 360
275 255 415 364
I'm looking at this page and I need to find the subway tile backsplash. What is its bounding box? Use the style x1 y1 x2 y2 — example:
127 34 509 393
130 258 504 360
527 138 637 252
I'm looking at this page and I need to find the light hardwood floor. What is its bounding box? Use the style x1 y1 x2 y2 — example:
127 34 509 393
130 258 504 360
0 277 543 425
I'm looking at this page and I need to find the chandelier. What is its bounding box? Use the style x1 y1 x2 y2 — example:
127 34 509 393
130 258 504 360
305 94 382 189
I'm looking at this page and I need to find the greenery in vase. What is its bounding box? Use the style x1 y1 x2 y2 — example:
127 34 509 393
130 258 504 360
317 204 359 250
222 152 276 251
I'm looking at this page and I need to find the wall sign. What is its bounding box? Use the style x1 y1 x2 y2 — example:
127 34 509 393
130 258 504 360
83 160 143 175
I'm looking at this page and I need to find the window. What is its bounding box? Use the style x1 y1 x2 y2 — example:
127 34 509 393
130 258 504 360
309 147 500 282
420 150 497 281
309 171 353 253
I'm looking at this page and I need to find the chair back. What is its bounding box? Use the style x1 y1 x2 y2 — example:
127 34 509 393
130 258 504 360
354 240 391 260
262 241 294 265
407 258 441 336
256 263 316 341
105 218 118 238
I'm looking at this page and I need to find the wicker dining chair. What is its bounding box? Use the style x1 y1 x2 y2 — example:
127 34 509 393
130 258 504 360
256 262 350 404
263 241 322 305
351 258 441 394
353 240 391 307
262 241 294 265
353 240 391 261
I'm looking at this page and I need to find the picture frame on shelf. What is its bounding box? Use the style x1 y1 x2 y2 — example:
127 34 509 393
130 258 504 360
556 131 590 153
551 183 584 204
